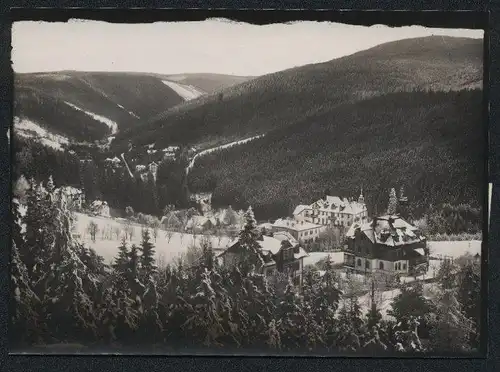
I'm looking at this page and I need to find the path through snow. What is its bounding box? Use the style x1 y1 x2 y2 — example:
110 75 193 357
186 134 265 176
64 101 118 135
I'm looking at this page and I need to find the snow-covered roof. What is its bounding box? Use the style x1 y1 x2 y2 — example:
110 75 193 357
105 157 121 163
59 186 83 195
257 222 273 230
160 212 181 225
273 218 322 232
224 234 309 260
258 236 283 255
310 195 367 215
90 200 108 208
293 204 309 216
272 231 299 246
163 146 179 152
346 215 425 247
186 215 217 229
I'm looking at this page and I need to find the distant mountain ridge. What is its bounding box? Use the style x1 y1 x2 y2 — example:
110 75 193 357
13 71 254 144
113 36 482 151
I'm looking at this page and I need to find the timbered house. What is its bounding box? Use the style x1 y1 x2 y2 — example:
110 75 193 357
344 215 429 276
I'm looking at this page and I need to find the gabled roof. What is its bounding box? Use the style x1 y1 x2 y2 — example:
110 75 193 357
223 234 309 260
186 215 217 229
346 215 425 247
309 195 367 215
293 204 309 215
272 231 298 245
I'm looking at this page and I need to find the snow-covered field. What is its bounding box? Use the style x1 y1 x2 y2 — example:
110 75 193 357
64 101 118 134
73 213 233 265
161 80 205 101
14 117 70 150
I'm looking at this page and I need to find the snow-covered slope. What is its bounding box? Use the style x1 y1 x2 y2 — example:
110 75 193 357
161 80 205 101
14 117 70 151
64 101 118 135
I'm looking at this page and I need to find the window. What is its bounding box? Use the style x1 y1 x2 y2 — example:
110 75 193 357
357 259 362 267
379 262 384 270
283 248 294 261
366 260 370 269
402 263 407 270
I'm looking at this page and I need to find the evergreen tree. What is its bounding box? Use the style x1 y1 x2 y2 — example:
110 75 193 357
129 244 141 281
367 280 383 330
13 174 30 204
457 260 481 349
389 282 434 338
428 286 471 352
276 280 307 351
139 228 157 282
387 187 398 215
437 258 457 291
237 206 264 274
42 195 100 343
22 178 57 291
113 237 130 274
10 240 41 347
181 269 227 348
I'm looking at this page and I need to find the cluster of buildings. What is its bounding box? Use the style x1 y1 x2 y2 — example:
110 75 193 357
134 161 159 181
214 187 430 287
53 186 86 210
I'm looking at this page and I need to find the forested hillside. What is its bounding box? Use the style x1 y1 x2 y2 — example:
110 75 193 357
188 89 484 220
14 71 254 143
113 36 482 151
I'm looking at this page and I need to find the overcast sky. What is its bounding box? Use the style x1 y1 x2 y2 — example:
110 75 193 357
12 20 483 76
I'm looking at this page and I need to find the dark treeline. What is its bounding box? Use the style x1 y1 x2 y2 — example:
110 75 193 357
13 137 191 217
189 89 484 225
11 177 481 354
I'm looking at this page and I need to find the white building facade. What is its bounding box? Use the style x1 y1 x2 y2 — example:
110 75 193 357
271 218 324 245
293 191 368 228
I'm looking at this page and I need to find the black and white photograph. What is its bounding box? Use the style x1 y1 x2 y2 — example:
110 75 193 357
10 19 485 355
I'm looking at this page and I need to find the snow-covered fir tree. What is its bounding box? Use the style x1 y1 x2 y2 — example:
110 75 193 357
237 206 264 274
139 228 157 281
387 187 398 215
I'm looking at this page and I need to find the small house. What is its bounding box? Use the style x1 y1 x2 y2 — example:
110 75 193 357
218 232 309 287
90 200 111 218
185 215 217 233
